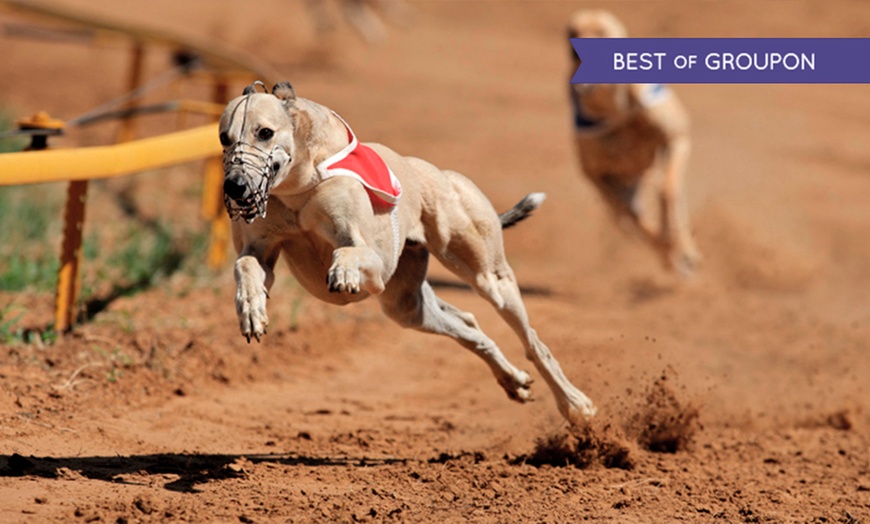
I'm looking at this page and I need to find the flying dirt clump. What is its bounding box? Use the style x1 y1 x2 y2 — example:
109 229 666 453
629 373 700 453
513 421 636 470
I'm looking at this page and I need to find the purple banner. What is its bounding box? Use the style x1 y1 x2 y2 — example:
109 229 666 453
570 38 870 84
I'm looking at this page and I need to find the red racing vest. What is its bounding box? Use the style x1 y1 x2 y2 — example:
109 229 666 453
317 113 403 207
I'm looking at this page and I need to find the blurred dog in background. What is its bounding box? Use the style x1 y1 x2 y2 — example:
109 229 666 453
568 10 701 277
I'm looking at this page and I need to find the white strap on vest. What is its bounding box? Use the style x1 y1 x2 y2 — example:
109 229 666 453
387 205 401 279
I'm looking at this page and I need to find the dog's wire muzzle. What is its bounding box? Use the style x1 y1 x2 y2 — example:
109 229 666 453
222 81 285 223
222 140 281 223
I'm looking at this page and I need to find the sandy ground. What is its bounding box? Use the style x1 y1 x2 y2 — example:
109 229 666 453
1 0 869 522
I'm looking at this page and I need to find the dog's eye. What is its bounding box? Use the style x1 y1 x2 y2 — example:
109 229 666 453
257 128 274 141
219 132 232 146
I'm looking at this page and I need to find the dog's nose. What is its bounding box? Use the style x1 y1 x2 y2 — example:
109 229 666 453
223 176 250 200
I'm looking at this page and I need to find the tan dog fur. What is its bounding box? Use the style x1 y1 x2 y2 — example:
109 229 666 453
219 83 596 424
568 10 701 277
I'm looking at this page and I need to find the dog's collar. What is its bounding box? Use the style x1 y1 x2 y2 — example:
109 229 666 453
570 86 612 135
570 83 672 136
573 105 607 131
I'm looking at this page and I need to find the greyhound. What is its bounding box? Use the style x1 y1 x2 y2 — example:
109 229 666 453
218 81 596 424
568 10 702 277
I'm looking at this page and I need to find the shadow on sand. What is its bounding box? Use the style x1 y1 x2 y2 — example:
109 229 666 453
0 452 408 493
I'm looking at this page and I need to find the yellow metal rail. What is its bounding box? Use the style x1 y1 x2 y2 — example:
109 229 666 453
0 123 219 184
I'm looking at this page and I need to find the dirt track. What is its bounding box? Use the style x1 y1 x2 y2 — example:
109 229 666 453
1 1 869 522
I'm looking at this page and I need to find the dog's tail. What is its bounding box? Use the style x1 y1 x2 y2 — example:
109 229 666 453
499 192 546 230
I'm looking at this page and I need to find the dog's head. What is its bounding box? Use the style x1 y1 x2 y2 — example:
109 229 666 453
567 9 628 46
567 9 628 72
567 10 630 107
219 81 308 222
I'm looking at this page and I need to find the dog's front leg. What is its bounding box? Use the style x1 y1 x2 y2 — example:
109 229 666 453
234 247 278 343
661 135 702 276
325 208 387 295
304 182 390 296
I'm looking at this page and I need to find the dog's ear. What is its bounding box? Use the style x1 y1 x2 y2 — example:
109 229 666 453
272 82 297 102
242 81 268 96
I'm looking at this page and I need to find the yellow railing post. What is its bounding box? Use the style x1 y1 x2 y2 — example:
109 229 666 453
54 42 142 332
55 180 88 332
204 155 229 269
204 78 229 268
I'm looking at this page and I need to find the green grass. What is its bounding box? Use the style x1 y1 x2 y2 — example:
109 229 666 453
0 301 56 345
0 302 25 344
0 110 217 342
0 181 212 338
79 215 210 322
0 111 66 292
0 185 64 292
0 254 59 291
109 221 183 292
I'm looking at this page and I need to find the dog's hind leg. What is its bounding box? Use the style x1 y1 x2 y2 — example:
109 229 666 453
426 176 596 423
469 263 597 423
658 136 702 277
379 243 534 403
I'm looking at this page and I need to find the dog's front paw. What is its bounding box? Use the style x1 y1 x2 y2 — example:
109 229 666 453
326 247 385 295
327 250 363 294
236 282 269 343
327 264 361 294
